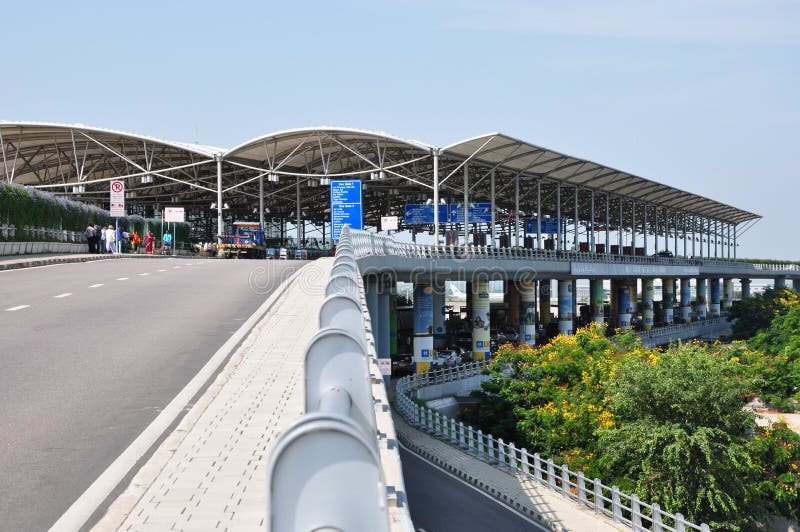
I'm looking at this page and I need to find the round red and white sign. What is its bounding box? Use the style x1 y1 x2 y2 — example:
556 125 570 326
111 181 124 193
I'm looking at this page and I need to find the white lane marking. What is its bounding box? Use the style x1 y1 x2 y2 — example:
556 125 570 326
89 284 104 288
116 277 129 281
49 266 308 532
139 273 149 276
54 293 73 299
5 305 30 311
157 269 166 272
172 266 181 269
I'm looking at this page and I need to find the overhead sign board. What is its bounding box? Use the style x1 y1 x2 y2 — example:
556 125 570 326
525 217 561 234
164 207 185 223
381 216 398 231
110 180 125 217
330 180 363 240
403 204 448 225
447 202 492 224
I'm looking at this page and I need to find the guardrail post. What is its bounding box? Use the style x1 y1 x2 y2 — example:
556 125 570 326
611 486 622 522
594 479 603 513
426 408 433 432
533 453 542 483
477 430 484 458
521 448 529 474
498 438 506 467
450 418 457 444
674 512 686 532
547 459 556 489
577 471 586 505
652 503 663 532
459 421 466 448
434 411 442 436
561 466 570 497
700 524 711 532
631 494 641 528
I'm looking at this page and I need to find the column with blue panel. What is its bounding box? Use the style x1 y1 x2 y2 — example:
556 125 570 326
558 280 574 335
519 280 537 345
722 279 734 313
432 283 447 348
709 278 721 318
590 279 605 325
642 279 654 331
618 280 632 330
413 281 434 373
662 278 675 324
680 278 692 323
695 278 708 321
471 279 491 360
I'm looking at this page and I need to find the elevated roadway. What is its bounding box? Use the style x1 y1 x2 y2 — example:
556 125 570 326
0 257 302 531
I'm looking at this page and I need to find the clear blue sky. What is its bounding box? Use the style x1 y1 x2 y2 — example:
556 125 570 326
3 0 798 259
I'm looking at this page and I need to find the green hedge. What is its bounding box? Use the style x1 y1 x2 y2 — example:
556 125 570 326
0 182 188 242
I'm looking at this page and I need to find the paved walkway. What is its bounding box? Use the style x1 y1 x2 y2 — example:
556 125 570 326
92 260 331 531
393 413 623 532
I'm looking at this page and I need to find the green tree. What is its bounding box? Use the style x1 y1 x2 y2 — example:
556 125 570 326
729 288 798 340
597 344 760 529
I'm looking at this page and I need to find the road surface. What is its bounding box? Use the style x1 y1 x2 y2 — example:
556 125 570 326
0 257 302 531
400 446 547 532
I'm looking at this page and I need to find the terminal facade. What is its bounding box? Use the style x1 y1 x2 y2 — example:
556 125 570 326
2 122 798 372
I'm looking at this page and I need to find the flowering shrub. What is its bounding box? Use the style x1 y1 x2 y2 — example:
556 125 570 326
465 324 800 528
0 181 189 242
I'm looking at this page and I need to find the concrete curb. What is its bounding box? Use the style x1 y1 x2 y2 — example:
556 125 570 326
50 263 310 532
394 415 568 532
0 253 220 271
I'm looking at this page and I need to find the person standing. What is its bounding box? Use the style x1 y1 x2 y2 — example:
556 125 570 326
163 230 173 254
85 224 96 253
105 225 116 253
94 224 103 253
144 230 155 254
131 231 141 254
100 224 107 253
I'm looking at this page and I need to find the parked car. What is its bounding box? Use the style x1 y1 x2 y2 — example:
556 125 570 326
432 348 460 368
391 354 414 376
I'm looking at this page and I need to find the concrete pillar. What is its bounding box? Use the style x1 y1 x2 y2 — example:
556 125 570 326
389 283 398 355
609 279 619 328
794 278 800 292
642 279 654 331
465 281 473 321
519 280 536 345
741 278 751 300
662 277 675 325
539 280 551 327
507 281 521 334
558 279 574 335
432 283 446 348
590 279 605 324
572 279 578 332
377 277 391 358
709 278 721 318
413 281 434 373
471 279 491 360
722 279 734 312
618 279 632 330
365 276 379 341
775 276 787 289
630 279 639 317
695 278 708 321
680 278 692 323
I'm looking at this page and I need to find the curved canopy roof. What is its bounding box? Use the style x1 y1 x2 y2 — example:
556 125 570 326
0 122 759 226
443 133 760 224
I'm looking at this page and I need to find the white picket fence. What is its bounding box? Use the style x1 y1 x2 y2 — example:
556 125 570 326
395 362 711 532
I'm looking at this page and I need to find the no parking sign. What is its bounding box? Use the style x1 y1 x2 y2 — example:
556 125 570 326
110 180 125 217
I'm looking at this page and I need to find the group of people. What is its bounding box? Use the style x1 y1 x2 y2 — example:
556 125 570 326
84 223 167 254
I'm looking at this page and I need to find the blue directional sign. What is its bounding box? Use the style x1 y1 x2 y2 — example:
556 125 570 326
447 203 493 223
525 217 561 234
403 204 448 225
331 180 362 240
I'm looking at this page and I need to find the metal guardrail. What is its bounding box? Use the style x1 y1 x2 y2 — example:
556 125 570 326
350 230 799 275
267 226 411 532
629 317 730 346
395 363 711 532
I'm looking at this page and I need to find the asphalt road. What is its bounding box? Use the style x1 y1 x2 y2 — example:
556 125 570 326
0 257 303 532
400 446 547 532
